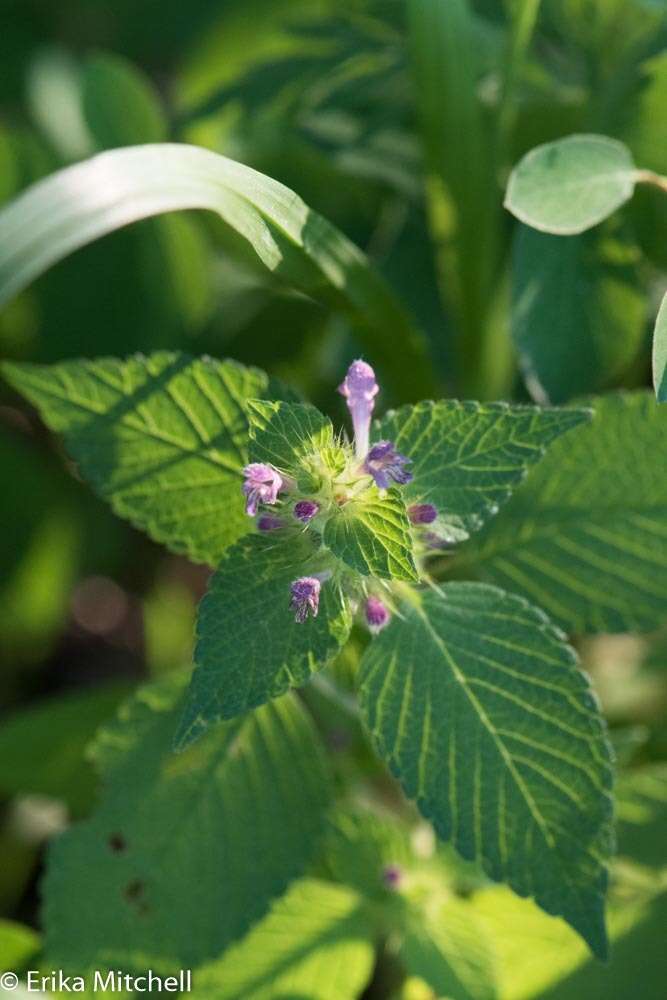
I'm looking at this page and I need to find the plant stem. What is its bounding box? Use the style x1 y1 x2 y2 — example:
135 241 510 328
635 169 667 194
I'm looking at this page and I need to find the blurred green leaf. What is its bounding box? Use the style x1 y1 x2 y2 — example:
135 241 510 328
44 674 332 974
0 683 131 817
0 144 434 402
512 227 645 403
358 583 614 957
176 533 351 748
616 763 667 869
81 53 167 149
1 353 277 566
0 920 40 972
460 393 667 633
653 292 667 403
375 400 590 540
505 135 638 234
192 879 375 1000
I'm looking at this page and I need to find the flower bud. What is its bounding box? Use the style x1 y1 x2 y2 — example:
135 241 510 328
365 595 390 632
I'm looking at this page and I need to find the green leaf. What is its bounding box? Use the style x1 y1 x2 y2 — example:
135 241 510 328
1 353 278 566
324 487 418 581
81 53 167 148
358 583 613 957
512 227 645 403
43 674 331 974
652 292 667 403
0 682 130 817
248 398 344 485
616 763 667 870
459 392 667 633
0 920 40 972
505 135 638 235
176 533 351 748
192 879 375 1000
0 143 435 403
399 899 496 1000
375 400 590 540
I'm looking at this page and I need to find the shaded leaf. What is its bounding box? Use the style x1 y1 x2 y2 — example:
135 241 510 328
652 291 667 403
505 135 637 235
2 353 277 566
192 879 374 1000
512 227 645 403
176 533 351 748
460 392 667 633
375 400 589 539
324 487 418 581
358 583 613 956
81 53 167 149
43 674 331 974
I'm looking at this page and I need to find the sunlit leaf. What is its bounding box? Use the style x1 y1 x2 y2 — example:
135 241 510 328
323 487 418 582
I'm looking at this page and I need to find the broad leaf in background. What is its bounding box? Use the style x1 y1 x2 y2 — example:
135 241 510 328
653 292 667 403
505 135 637 234
358 583 614 956
375 400 589 539
176 533 351 748
1 353 278 566
512 226 645 403
0 920 40 972
460 392 667 633
0 683 130 817
81 53 166 149
43 674 331 974
324 488 418 581
248 399 344 485
192 879 374 1000
0 143 435 402
615 763 667 870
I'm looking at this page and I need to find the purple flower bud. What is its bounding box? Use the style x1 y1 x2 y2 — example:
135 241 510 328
408 503 437 525
290 576 321 623
382 864 402 890
338 359 379 459
257 514 284 532
365 595 390 633
364 441 413 490
242 463 283 516
294 499 320 524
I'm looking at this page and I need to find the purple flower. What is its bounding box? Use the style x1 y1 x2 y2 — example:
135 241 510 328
338 359 379 459
423 531 455 551
382 864 402 890
364 441 413 490
257 514 284 532
294 499 320 524
365 595 390 633
242 463 283 516
290 576 321 623
408 503 437 525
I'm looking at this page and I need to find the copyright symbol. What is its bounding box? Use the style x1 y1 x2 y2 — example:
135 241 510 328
0 972 18 991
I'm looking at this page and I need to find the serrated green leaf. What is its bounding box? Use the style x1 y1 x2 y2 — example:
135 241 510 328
505 135 637 235
1 353 278 566
176 533 351 747
652 292 667 403
513 227 645 403
459 392 667 633
358 583 613 957
43 674 331 974
323 487 418 581
81 53 167 149
192 879 375 1000
248 398 344 484
0 143 435 403
375 400 589 539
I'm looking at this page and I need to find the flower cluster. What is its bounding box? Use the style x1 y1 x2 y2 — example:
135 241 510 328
241 360 443 632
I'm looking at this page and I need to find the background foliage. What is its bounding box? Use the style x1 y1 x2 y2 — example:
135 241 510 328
1 1 666 998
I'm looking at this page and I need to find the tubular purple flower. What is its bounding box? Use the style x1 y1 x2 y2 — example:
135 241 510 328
257 514 284 532
364 441 413 490
290 576 321 623
242 463 283 516
408 503 437 525
294 499 320 524
338 359 379 459
365 595 390 633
